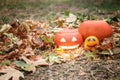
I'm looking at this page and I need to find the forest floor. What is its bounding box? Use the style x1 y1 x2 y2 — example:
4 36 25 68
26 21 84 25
0 0 120 80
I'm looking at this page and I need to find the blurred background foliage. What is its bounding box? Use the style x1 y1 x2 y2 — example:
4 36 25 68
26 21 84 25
0 0 119 24
0 0 119 10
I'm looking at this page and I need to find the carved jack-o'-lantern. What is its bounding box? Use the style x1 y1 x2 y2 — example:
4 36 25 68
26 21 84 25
54 29 83 49
84 36 99 50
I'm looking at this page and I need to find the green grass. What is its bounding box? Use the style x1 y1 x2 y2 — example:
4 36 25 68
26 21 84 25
64 0 120 11
0 0 119 24
0 16 10 24
98 1 120 11
0 0 25 10
0 0 119 11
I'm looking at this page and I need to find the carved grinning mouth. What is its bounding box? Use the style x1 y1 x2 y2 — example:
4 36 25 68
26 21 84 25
59 44 79 49
87 44 97 48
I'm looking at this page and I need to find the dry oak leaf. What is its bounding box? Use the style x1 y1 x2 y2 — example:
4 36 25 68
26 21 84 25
0 67 24 80
20 56 49 72
21 56 48 66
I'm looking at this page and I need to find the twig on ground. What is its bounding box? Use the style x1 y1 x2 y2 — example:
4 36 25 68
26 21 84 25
90 71 98 80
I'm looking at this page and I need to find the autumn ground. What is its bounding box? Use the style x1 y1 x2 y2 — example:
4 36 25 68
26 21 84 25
0 0 120 80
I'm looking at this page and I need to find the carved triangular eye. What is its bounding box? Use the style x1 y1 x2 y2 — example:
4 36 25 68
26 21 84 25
60 38 66 42
72 36 77 42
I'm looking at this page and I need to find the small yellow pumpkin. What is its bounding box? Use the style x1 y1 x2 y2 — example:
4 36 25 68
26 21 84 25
84 36 99 50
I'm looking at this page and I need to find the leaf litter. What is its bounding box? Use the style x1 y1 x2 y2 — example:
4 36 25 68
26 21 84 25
0 67 24 80
0 12 120 80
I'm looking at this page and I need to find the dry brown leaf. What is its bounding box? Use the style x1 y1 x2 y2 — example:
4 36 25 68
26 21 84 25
32 34 43 47
16 40 23 46
0 24 12 33
70 47 84 59
58 53 71 62
55 17 65 27
24 20 40 30
113 33 120 47
66 13 77 23
22 46 34 56
98 43 113 51
97 38 113 51
33 56 49 66
20 22 30 34
112 22 120 33
0 67 24 80
0 55 4 62
20 55 48 72
112 21 120 27
4 49 20 60
79 72 87 76
15 22 30 39
56 47 85 62
21 56 48 66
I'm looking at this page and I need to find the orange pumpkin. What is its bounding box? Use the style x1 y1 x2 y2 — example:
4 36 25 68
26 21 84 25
84 36 99 50
78 20 113 40
54 28 83 49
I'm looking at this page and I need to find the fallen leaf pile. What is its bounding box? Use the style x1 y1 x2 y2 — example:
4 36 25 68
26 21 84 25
0 67 24 80
0 12 120 80
0 19 51 80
